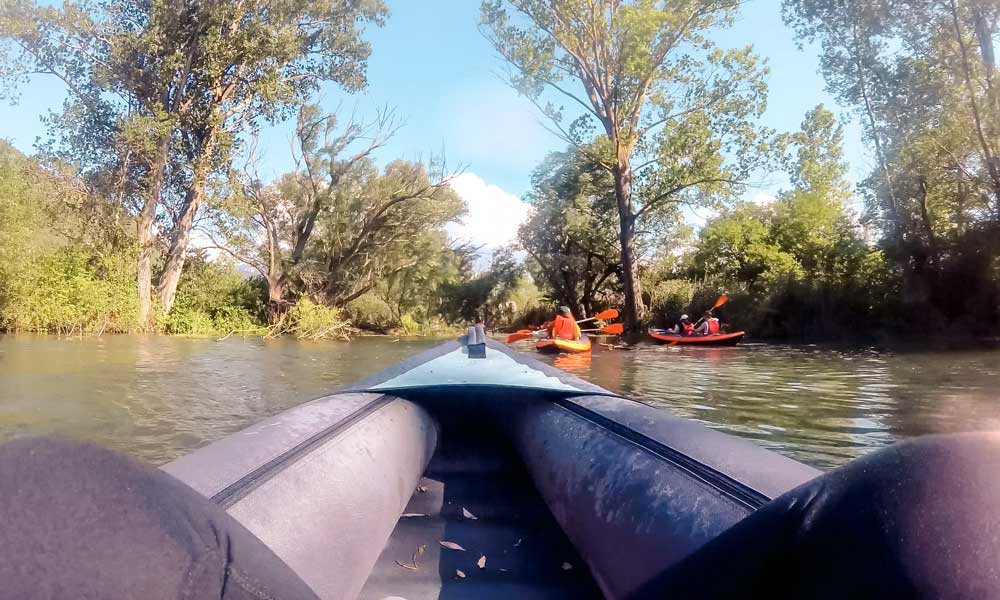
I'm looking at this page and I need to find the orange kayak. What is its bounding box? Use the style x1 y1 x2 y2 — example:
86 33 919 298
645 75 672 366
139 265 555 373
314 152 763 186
648 329 745 346
536 334 592 354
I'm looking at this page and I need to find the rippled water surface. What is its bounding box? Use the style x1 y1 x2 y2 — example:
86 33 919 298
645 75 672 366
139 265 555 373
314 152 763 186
1 334 998 469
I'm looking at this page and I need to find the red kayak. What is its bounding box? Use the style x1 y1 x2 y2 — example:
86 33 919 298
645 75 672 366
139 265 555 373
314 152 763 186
648 329 745 346
536 334 592 354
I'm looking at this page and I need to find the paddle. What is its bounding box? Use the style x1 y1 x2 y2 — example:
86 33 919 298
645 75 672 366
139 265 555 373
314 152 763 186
709 295 728 313
506 308 621 343
577 308 619 324
581 323 624 335
504 330 535 343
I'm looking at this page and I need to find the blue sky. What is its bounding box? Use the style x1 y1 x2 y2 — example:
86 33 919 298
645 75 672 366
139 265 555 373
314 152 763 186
0 0 870 247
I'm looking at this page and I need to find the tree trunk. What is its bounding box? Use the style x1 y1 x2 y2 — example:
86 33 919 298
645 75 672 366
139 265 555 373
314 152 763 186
156 160 210 314
137 142 170 329
267 275 287 324
613 163 644 331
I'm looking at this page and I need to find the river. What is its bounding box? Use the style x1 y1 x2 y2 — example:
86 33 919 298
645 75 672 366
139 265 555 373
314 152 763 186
1 334 998 469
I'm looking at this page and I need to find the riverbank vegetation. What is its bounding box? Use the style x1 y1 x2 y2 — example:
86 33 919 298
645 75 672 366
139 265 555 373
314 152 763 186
1 1 998 340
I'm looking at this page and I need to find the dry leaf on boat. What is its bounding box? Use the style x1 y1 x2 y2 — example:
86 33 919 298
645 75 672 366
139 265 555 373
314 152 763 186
562 562 573 570
455 570 466 578
462 507 478 520
439 541 466 551
394 560 417 571
401 513 426 518
477 555 486 569
416 485 428 493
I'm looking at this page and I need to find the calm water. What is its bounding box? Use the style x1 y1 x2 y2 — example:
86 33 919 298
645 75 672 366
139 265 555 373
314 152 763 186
1 334 998 469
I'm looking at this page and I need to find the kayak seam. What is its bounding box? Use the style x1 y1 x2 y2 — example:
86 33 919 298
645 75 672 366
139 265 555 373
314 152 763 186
210 395 395 508
553 399 770 511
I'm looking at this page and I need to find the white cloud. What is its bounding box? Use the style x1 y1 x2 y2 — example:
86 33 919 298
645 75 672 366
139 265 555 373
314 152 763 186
751 192 777 205
447 172 529 249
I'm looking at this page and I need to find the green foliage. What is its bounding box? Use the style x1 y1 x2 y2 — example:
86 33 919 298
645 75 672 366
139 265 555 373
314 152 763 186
440 247 525 326
345 293 396 333
1 249 139 334
289 299 351 340
645 279 697 328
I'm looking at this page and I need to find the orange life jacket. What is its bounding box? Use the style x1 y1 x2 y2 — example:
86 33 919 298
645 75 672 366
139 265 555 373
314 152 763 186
549 314 581 340
682 322 694 335
707 318 720 334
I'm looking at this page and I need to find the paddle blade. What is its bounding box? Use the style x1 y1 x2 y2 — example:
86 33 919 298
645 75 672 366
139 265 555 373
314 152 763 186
712 295 729 310
593 308 619 321
601 323 624 335
505 331 534 343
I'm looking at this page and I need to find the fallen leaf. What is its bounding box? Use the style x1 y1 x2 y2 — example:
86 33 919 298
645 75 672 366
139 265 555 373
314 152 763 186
400 513 426 518
439 541 466 551
561 562 573 571
394 560 418 571
462 507 478 520
417 486 428 493
499 568 509 572
477 555 486 569
455 570 466 578
513 538 522 547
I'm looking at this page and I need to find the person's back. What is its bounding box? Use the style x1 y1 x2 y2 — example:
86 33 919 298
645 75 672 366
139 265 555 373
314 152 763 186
551 313 581 340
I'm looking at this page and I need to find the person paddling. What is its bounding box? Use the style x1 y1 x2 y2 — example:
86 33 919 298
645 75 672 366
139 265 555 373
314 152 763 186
665 314 693 336
534 306 582 341
693 310 720 335
547 305 582 341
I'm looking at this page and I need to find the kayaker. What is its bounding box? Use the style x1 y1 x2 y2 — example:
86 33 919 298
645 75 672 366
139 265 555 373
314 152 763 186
665 314 693 335
547 305 582 341
693 311 720 335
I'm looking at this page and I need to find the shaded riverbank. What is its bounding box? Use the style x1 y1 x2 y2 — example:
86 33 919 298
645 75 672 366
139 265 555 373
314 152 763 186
1 334 998 469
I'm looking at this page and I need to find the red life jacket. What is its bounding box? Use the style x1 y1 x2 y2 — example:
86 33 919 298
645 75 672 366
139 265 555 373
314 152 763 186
707 318 720 334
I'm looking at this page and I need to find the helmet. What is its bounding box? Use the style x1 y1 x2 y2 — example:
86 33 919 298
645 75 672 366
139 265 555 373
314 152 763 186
680 314 689 320
558 306 571 315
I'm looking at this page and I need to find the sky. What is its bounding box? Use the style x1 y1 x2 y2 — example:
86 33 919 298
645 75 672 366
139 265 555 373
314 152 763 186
0 0 872 251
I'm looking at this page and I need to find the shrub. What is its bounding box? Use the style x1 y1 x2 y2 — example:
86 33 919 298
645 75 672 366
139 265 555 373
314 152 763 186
289 299 351 339
344 292 396 332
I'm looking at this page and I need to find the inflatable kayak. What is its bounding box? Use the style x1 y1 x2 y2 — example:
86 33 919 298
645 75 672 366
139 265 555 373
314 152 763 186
161 327 816 599
649 329 746 345
535 333 592 354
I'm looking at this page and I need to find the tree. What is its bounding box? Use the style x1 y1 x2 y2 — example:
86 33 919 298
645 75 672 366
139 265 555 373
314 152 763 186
440 247 525 324
206 105 398 319
518 148 620 316
0 0 387 325
482 0 772 330
207 113 464 321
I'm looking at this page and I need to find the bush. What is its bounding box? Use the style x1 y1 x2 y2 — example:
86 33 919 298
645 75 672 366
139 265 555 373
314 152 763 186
163 307 216 335
344 292 396 332
0 249 139 334
289 299 351 339
645 279 696 327
212 306 266 336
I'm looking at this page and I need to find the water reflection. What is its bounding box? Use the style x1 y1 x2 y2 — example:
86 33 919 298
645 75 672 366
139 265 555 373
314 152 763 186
1 335 998 469
532 342 1000 469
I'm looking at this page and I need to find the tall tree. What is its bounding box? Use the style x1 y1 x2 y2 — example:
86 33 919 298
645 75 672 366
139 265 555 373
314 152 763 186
207 105 397 319
0 0 386 325
482 0 771 330
519 148 620 316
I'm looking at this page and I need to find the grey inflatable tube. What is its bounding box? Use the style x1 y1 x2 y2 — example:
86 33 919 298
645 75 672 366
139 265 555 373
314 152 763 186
162 392 437 600
509 393 821 598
